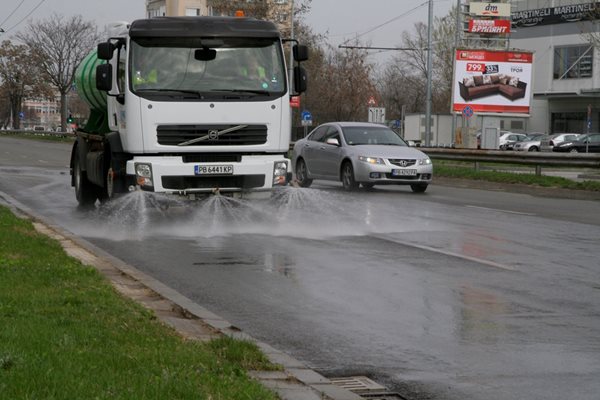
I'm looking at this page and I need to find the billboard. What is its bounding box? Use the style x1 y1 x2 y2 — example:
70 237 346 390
469 2 512 17
469 19 511 34
452 49 533 114
512 2 600 27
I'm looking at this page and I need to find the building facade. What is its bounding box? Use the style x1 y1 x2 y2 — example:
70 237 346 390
510 0 600 134
145 0 292 34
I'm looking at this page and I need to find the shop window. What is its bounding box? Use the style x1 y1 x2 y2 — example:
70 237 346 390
553 45 593 79
551 112 585 134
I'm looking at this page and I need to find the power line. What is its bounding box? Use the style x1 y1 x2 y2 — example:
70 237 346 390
3 0 48 33
0 0 26 28
340 1 430 45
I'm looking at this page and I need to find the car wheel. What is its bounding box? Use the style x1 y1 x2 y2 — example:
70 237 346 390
569 148 579 153
74 146 97 207
341 162 359 191
361 182 375 190
410 183 428 193
528 147 539 152
295 158 313 188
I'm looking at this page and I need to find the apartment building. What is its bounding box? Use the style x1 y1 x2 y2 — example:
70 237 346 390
510 0 600 134
145 0 293 34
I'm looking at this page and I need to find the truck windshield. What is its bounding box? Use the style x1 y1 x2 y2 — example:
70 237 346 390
130 37 287 99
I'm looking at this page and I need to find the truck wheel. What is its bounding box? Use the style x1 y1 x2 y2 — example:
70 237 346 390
74 147 97 206
97 152 115 202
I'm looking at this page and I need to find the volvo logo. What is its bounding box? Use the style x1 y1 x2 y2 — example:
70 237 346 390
208 129 220 140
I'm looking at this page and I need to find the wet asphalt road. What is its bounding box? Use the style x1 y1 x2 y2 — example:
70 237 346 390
1 135 600 400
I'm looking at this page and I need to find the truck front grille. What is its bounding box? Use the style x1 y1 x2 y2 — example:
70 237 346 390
157 124 268 146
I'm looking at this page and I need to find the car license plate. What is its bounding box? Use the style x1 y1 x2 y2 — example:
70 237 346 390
194 165 233 175
392 169 417 176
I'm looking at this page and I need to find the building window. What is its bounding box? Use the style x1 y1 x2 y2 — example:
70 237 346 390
551 112 586 134
274 0 288 3
186 8 201 16
553 45 593 79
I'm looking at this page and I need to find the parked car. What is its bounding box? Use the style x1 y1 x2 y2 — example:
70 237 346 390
513 134 549 152
292 122 433 192
499 132 528 150
552 132 600 153
540 133 580 152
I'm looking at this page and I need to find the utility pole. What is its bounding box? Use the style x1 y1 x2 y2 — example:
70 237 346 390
451 0 462 146
425 0 433 147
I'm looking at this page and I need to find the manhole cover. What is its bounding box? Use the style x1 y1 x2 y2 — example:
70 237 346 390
329 376 407 400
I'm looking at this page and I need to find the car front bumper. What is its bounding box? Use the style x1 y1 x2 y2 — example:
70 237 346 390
353 161 433 184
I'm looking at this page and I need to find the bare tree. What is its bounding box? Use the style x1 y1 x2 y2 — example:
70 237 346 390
16 14 100 131
0 40 52 129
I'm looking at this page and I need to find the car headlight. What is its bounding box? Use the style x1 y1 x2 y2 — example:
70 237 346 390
358 156 384 165
418 157 432 165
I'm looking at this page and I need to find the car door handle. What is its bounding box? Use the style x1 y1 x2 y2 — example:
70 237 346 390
319 146 325 149
304 143 310 147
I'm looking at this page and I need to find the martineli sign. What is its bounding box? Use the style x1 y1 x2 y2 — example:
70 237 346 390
452 49 533 114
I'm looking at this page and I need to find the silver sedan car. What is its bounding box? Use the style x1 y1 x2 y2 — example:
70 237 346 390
292 122 433 192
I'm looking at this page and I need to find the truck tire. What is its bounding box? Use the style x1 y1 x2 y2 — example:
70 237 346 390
74 146 97 206
97 151 115 202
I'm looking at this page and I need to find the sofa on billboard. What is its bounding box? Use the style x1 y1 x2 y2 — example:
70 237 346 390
459 74 527 101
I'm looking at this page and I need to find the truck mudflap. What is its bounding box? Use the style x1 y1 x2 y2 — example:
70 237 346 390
125 155 291 196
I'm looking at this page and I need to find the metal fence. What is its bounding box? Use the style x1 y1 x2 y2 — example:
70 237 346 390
421 148 600 175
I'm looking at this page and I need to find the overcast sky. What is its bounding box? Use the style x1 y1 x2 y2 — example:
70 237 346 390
0 0 453 63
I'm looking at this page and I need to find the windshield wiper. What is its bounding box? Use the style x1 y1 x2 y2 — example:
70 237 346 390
210 89 272 96
136 88 203 98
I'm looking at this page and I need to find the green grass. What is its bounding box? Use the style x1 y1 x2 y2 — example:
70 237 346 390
434 162 600 192
0 130 74 143
0 206 279 400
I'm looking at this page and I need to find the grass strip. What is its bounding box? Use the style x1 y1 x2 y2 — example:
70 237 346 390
434 162 600 192
0 205 279 400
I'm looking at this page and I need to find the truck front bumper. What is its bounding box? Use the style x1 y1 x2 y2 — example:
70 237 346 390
126 155 291 195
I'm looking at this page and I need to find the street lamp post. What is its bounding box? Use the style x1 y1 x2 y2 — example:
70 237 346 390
425 0 433 147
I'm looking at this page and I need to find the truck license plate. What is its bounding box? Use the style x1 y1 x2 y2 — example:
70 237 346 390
392 169 417 176
194 165 233 175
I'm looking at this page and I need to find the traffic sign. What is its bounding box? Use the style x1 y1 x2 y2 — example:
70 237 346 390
368 107 386 123
367 96 377 106
18 112 24 120
301 110 312 121
462 105 474 119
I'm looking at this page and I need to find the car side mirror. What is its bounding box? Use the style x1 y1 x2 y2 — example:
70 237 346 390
326 137 340 146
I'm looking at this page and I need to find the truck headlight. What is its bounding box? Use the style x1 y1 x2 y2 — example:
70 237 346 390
273 161 289 186
135 163 153 188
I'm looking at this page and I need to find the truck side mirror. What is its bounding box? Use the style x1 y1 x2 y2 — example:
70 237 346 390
97 42 115 60
293 45 308 62
293 66 307 94
96 64 113 91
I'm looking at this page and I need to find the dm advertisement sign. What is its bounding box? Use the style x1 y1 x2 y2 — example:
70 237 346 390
469 2 512 17
452 49 533 114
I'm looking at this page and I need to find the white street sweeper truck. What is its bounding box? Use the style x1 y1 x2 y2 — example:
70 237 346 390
70 15 308 206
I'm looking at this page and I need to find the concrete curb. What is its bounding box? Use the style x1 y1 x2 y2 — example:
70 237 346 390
0 190 362 400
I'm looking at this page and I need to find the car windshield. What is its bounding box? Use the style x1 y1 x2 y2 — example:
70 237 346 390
342 126 407 146
130 37 286 99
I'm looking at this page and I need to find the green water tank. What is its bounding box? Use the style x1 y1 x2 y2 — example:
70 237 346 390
75 51 109 133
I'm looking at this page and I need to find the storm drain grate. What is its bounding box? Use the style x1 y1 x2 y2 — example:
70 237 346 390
329 376 407 400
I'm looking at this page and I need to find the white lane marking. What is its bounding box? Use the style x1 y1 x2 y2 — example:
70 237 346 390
465 205 536 216
372 234 516 271
38 160 49 164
